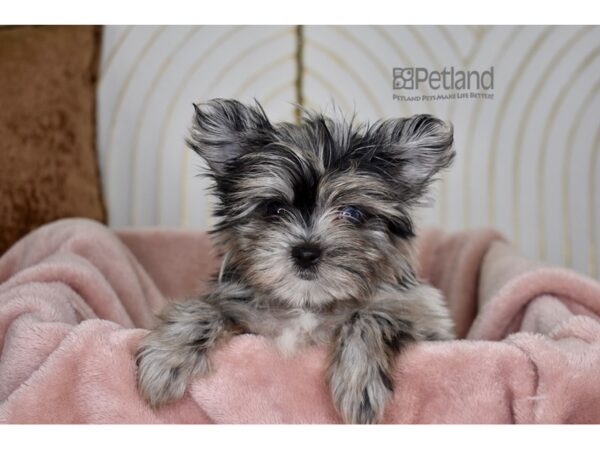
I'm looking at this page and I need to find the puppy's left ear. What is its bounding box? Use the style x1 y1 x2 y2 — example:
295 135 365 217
383 114 455 201
186 98 273 175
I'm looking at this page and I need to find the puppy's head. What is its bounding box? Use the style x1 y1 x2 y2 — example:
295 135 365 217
188 99 454 308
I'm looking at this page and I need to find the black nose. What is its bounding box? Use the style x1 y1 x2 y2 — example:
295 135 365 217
291 244 322 269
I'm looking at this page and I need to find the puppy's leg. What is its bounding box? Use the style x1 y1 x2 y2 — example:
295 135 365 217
328 307 412 424
328 284 454 424
135 285 252 408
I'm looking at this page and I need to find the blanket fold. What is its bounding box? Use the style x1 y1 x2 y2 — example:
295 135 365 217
0 218 599 423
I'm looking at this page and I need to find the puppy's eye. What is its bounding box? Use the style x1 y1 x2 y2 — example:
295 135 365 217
265 201 292 218
339 206 364 224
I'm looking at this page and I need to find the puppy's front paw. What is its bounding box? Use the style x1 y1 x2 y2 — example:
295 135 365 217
135 333 209 408
329 362 392 424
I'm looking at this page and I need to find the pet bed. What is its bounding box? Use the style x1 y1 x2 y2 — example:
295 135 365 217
1 218 599 423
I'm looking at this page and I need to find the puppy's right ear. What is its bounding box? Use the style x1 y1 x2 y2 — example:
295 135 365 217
186 98 273 175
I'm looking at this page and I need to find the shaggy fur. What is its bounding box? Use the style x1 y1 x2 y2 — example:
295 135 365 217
136 99 456 424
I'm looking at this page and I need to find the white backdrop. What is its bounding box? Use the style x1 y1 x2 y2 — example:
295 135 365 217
97 25 600 281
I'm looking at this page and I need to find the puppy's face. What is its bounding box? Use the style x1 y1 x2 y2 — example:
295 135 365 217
188 99 454 308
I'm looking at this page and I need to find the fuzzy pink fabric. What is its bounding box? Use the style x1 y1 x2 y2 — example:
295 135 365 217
1 218 600 423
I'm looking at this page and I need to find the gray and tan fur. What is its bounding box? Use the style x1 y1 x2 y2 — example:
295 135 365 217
136 99 456 424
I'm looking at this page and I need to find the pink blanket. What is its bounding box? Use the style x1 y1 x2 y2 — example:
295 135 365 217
1 218 600 423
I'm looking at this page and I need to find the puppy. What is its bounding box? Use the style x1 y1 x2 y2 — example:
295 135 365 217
135 99 456 424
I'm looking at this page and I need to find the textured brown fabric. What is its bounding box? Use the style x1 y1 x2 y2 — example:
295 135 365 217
0 25 106 255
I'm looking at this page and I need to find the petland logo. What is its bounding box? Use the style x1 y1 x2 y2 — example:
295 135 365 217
392 66 495 102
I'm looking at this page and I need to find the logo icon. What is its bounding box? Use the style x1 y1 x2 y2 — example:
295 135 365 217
393 68 414 89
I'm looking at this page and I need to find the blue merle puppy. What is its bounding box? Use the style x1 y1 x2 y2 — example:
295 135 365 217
135 98 456 424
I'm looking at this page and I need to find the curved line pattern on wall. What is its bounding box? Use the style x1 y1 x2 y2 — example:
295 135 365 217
511 26 592 249
537 45 600 261
130 27 202 225
105 26 166 174
100 25 133 77
487 26 555 227
98 25 600 281
563 80 600 268
303 68 353 112
153 26 245 224
589 124 600 278
305 38 386 118
332 26 412 117
462 26 524 228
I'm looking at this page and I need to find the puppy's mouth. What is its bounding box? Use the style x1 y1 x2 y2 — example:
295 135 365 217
295 268 318 281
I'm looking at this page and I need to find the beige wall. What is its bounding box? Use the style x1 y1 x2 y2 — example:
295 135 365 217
97 25 600 280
